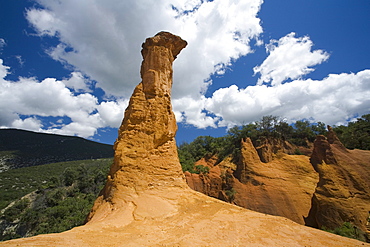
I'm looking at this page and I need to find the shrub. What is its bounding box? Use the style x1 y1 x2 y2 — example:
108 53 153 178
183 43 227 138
63 167 78 186
322 222 367 242
195 165 210 175
3 198 29 222
225 188 236 202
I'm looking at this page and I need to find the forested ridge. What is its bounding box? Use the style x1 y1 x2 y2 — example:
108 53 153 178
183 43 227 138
178 114 370 173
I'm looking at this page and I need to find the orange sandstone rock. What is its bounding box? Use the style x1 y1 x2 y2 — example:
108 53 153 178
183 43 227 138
1 32 367 247
233 138 319 225
86 31 188 224
306 128 370 234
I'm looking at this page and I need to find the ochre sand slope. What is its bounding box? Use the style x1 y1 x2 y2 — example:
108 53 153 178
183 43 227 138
1 187 367 247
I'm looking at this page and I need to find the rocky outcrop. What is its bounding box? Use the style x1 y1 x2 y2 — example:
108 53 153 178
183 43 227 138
327 125 346 147
254 137 296 163
309 135 337 171
1 32 367 247
233 138 318 225
306 128 370 235
186 129 370 236
186 138 319 225
86 31 188 224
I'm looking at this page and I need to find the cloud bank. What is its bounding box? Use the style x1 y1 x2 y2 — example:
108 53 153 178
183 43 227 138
0 59 128 137
204 70 370 128
174 32 370 128
26 0 263 99
1 0 369 140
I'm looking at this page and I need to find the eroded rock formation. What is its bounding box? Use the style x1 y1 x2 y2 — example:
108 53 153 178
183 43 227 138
86 32 188 224
306 128 370 234
186 137 319 225
254 137 296 163
2 32 367 247
185 126 370 240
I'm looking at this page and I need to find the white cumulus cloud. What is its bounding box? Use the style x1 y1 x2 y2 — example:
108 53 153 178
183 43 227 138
204 70 370 128
253 32 330 86
18 0 264 137
0 59 126 138
173 33 370 129
1 1 368 139
26 0 263 99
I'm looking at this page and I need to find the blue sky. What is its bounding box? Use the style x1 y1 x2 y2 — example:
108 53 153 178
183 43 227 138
0 0 369 145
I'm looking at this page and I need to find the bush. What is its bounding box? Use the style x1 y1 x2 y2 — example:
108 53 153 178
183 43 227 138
322 222 367 242
3 198 29 222
225 188 236 202
195 165 210 175
63 167 78 186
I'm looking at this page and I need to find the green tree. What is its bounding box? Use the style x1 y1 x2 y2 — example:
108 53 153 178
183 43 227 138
275 120 294 140
333 114 370 150
195 165 210 175
256 115 280 137
178 136 227 173
62 167 78 186
311 121 327 136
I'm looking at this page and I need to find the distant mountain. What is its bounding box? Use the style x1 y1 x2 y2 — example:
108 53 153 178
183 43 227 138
0 129 113 171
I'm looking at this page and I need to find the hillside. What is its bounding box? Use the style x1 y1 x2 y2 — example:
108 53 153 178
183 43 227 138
0 158 112 240
0 129 113 171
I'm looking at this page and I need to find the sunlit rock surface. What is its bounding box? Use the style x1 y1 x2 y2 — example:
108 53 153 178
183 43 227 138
1 32 367 247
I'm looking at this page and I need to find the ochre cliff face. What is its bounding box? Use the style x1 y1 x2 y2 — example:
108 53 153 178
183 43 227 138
186 137 319 225
233 138 318 225
306 128 370 233
86 32 188 223
254 137 296 163
186 131 370 234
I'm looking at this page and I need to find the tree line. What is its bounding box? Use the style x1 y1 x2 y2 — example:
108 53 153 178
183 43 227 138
178 114 370 173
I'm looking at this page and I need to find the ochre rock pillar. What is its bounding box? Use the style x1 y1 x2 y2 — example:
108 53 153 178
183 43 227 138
86 32 188 224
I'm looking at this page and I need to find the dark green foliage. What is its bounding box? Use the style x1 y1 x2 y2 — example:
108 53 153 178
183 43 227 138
195 165 210 175
256 115 282 137
63 167 78 186
3 199 29 222
0 158 112 241
333 114 370 150
0 159 111 211
322 222 367 242
19 193 96 236
294 149 303 155
289 120 327 147
177 116 331 173
178 136 229 172
225 188 236 202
